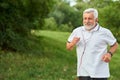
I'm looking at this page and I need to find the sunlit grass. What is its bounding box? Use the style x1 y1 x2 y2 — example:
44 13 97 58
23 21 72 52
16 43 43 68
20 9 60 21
33 30 70 43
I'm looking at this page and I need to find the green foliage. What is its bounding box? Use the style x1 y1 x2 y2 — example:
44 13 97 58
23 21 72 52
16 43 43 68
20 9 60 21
59 24 73 32
0 0 55 51
0 0 29 51
42 17 73 32
42 17 58 31
49 1 82 28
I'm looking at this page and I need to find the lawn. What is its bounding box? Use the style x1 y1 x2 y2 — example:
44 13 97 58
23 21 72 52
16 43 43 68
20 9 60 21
0 30 120 80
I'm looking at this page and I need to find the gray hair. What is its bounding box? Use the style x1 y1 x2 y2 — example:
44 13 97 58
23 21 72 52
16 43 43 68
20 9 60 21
83 8 98 19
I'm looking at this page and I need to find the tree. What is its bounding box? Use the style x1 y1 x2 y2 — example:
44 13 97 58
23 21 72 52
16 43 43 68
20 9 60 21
49 1 82 29
0 0 55 51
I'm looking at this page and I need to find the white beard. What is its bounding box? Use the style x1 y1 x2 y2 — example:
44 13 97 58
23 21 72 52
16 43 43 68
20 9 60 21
84 23 96 31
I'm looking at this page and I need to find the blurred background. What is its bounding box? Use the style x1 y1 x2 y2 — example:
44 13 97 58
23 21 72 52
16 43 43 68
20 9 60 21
0 0 120 80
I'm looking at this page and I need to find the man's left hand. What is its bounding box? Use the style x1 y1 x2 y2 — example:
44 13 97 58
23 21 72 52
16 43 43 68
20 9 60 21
102 53 112 63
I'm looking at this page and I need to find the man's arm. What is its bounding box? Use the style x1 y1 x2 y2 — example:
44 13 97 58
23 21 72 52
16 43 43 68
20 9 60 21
66 37 80 51
102 42 119 62
108 42 119 55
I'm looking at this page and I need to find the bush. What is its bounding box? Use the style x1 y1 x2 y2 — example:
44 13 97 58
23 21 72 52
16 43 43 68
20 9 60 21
59 24 73 32
0 0 55 51
42 17 58 31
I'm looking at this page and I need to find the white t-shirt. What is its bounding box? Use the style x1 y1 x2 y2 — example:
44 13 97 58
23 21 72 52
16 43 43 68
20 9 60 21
67 24 116 78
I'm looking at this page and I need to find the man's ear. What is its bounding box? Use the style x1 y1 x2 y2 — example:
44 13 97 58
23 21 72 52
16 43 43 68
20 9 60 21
95 18 98 22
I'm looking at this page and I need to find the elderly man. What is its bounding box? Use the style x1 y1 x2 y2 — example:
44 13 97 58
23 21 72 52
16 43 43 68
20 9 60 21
66 8 118 80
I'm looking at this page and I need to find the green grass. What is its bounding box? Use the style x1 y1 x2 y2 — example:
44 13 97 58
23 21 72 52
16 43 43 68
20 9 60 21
0 30 120 80
109 48 120 80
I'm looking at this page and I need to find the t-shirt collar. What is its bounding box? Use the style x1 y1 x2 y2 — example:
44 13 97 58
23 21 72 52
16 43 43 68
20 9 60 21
82 23 100 32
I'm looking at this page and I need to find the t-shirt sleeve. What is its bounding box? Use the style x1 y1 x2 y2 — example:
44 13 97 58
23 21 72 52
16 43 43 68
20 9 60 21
67 30 77 42
105 30 117 46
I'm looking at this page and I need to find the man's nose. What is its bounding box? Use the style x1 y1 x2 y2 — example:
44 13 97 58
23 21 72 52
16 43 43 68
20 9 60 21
85 19 90 23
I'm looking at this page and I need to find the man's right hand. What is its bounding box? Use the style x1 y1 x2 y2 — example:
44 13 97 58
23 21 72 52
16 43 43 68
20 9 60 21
72 37 80 45
66 37 80 50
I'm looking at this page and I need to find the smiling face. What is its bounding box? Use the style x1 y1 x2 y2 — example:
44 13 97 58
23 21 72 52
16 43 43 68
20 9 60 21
83 12 98 31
